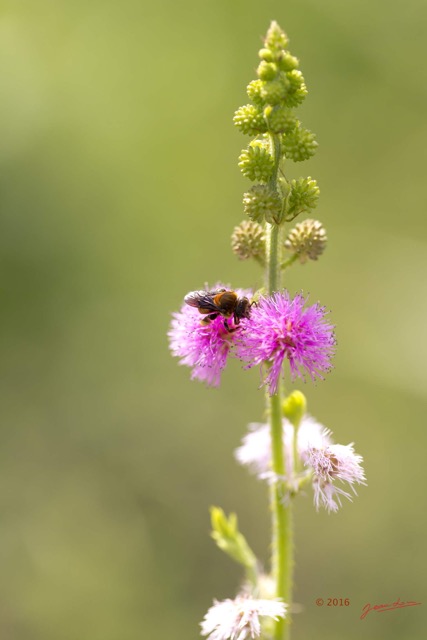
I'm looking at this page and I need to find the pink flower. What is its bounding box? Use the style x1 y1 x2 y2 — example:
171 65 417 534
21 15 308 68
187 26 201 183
236 292 335 395
168 286 251 387
200 596 286 640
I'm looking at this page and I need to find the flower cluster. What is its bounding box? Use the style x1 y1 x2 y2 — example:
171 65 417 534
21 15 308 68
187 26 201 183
235 415 366 512
168 288 335 394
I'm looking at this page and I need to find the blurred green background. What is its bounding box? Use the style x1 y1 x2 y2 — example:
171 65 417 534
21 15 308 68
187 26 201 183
1 0 426 638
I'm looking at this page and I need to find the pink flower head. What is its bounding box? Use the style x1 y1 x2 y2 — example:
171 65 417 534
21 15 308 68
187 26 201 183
200 596 286 640
236 292 335 395
168 286 251 387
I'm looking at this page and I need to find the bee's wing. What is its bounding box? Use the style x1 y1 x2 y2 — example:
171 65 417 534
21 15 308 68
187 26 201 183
184 291 206 307
184 291 219 313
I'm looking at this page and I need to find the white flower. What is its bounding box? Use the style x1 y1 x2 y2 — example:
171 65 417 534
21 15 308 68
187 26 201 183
306 442 366 512
235 416 366 513
234 423 272 476
297 415 331 461
235 415 328 480
234 421 294 478
200 596 286 640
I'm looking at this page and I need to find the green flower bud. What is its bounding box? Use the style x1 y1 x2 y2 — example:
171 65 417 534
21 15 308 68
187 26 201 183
265 105 297 134
260 78 288 105
282 125 318 161
231 220 266 262
286 85 308 107
284 70 308 107
210 507 258 575
287 69 304 89
258 48 274 62
243 184 282 223
277 51 299 71
285 218 327 262
286 177 319 219
238 143 275 182
246 79 265 105
257 61 277 81
282 390 307 426
264 21 289 52
233 104 267 136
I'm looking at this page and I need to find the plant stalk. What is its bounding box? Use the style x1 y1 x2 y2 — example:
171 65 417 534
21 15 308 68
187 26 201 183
267 134 294 640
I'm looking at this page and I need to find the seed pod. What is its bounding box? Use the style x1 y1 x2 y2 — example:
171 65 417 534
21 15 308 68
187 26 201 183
231 220 266 262
285 219 327 263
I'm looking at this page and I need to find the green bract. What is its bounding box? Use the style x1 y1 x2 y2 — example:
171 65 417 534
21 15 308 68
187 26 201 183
210 507 258 585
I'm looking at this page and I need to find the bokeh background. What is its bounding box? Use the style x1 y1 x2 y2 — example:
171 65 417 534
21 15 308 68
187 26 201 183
1 0 426 638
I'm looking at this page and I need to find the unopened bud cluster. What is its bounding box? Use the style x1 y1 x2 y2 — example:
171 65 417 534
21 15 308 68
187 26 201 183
232 23 318 222
231 21 326 267
234 22 315 189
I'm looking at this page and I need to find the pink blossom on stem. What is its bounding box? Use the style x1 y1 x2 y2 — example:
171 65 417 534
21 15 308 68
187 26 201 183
168 286 251 386
236 292 335 395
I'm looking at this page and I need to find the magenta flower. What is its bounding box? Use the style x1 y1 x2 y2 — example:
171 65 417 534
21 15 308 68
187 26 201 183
236 292 335 394
168 286 251 387
168 307 231 386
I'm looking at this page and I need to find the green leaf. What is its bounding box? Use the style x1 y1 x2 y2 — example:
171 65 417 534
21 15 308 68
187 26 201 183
210 507 258 584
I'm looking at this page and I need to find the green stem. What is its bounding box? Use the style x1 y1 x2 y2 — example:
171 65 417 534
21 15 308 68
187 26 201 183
268 224 280 293
269 392 293 640
267 133 282 293
267 133 294 640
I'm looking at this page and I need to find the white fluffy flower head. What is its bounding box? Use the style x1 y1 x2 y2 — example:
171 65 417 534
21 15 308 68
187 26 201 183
235 415 366 512
234 415 327 480
200 596 286 640
307 442 366 512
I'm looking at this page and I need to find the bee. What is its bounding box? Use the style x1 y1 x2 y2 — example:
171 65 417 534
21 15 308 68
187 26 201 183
184 288 252 331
